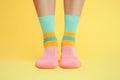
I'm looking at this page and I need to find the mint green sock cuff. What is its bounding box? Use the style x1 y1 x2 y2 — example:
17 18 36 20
38 16 55 34
65 15 80 32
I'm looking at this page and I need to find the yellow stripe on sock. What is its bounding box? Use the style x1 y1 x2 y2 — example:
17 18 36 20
44 40 58 48
62 40 75 46
43 32 56 38
64 32 75 37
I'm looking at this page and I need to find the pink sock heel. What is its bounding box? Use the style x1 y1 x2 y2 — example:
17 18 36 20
60 46 81 69
35 46 58 69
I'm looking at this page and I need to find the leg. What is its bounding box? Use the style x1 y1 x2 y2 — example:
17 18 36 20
33 0 55 16
64 0 85 16
60 0 85 68
33 0 58 69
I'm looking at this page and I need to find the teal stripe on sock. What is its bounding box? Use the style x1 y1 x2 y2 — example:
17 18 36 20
44 36 57 42
62 36 75 42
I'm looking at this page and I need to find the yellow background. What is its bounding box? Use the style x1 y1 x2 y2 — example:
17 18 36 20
0 0 120 80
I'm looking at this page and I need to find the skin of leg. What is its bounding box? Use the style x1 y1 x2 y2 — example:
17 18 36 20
33 0 58 69
60 0 85 68
64 0 85 16
33 0 55 16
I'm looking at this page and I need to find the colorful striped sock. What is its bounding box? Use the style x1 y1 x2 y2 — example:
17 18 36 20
60 15 81 69
36 16 58 69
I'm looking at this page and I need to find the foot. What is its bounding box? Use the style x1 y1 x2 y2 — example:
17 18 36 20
35 46 58 69
60 46 81 69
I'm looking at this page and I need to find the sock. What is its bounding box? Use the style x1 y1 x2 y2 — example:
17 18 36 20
60 15 81 68
35 16 58 69
39 16 58 48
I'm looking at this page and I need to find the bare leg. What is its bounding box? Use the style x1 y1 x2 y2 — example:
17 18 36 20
33 0 55 16
64 0 85 16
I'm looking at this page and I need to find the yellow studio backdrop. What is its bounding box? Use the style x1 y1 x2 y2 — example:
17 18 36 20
0 0 120 80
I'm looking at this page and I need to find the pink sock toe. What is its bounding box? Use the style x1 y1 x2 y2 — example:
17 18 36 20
60 46 81 69
35 46 58 69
